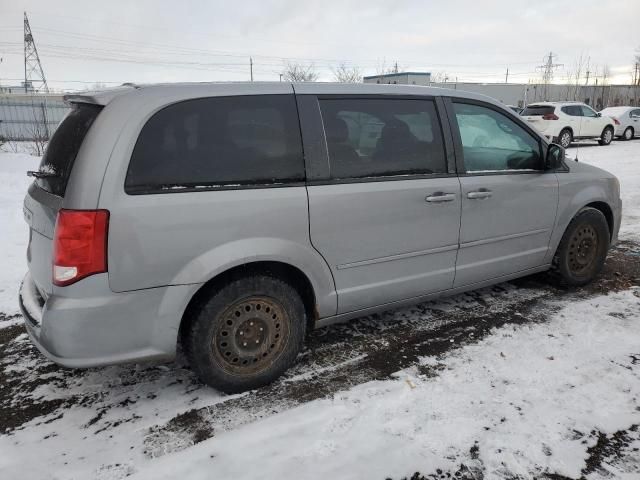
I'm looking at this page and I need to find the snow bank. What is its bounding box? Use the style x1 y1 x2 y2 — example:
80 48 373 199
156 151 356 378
0 152 40 315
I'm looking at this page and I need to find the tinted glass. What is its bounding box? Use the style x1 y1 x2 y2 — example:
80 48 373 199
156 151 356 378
318 98 446 179
631 109 640 118
453 102 542 172
126 95 304 193
36 103 102 197
522 105 555 116
581 105 597 117
561 106 582 116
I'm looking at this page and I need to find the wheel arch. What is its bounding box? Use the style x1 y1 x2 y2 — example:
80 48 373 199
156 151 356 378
179 261 322 344
584 201 614 240
560 126 574 136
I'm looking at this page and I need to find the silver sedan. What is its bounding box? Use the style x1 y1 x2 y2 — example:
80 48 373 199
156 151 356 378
600 106 640 140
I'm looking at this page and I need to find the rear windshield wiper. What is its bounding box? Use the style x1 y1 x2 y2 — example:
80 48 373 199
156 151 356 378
27 170 59 179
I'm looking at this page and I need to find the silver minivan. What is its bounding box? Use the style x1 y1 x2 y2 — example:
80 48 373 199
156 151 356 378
19 82 622 392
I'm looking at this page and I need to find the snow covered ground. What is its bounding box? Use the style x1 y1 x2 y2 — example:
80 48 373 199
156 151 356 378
0 150 39 316
0 140 639 480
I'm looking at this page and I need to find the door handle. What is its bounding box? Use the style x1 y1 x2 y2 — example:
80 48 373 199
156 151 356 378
467 190 492 199
425 192 456 203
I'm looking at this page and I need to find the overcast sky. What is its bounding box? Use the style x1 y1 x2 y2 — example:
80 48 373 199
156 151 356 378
0 0 638 91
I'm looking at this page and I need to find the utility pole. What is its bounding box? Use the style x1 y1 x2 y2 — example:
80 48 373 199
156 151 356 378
633 62 640 107
23 11 49 93
393 61 399 74
249 57 253 82
505 67 509 83
537 52 562 101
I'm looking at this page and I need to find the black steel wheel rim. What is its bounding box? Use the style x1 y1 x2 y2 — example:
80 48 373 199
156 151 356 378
213 296 290 375
567 224 599 276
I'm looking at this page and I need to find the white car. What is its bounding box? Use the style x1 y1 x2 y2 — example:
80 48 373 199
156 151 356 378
599 106 640 140
521 102 616 148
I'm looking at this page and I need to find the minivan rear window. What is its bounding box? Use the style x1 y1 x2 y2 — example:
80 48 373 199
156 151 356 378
36 103 102 197
125 95 304 193
521 105 555 116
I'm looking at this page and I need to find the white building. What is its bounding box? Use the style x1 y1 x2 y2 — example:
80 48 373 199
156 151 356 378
363 72 431 85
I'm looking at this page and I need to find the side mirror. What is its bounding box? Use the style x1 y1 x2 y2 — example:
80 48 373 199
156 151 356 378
596 112 602 117
545 143 564 170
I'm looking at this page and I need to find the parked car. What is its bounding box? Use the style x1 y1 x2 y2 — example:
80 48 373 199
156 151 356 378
19 83 621 393
599 106 640 140
521 102 616 148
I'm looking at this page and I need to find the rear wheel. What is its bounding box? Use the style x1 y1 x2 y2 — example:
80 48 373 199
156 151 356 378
623 127 634 141
558 128 572 148
599 126 614 145
185 274 306 393
553 207 610 287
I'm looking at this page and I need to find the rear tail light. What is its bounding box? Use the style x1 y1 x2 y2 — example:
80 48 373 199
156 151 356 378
542 113 559 120
53 209 109 286
613 118 620 125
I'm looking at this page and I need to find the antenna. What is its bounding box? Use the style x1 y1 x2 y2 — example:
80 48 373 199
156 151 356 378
23 11 49 93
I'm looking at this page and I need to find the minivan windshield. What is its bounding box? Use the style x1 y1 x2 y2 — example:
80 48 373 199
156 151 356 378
521 105 555 116
35 103 102 197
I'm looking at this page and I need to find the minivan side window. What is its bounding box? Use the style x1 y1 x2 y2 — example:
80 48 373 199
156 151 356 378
453 102 542 173
125 95 304 193
318 98 447 179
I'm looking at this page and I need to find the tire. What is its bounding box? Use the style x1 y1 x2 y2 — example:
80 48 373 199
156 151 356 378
623 127 634 141
558 128 572 148
185 274 306 393
552 207 610 287
598 126 614 145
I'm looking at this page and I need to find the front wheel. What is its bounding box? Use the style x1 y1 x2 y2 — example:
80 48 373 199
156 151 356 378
599 126 614 145
558 129 573 149
553 207 610 287
623 127 634 141
185 275 306 393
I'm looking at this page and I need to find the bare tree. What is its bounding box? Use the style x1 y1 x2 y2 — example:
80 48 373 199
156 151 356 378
332 62 361 83
599 65 611 109
430 71 450 83
375 59 404 76
564 54 589 101
24 98 49 156
282 62 318 82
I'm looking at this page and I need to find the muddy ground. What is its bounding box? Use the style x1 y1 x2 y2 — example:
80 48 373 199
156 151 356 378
1 240 639 479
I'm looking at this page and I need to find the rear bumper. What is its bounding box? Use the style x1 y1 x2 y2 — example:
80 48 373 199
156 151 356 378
19 272 199 368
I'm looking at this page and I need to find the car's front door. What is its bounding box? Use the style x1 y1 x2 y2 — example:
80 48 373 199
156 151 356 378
447 100 559 288
304 96 461 314
580 104 602 137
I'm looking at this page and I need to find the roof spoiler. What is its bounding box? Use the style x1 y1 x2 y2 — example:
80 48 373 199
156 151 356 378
63 83 139 106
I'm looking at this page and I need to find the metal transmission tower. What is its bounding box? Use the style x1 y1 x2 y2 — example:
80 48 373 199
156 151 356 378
537 52 562 101
23 11 49 93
